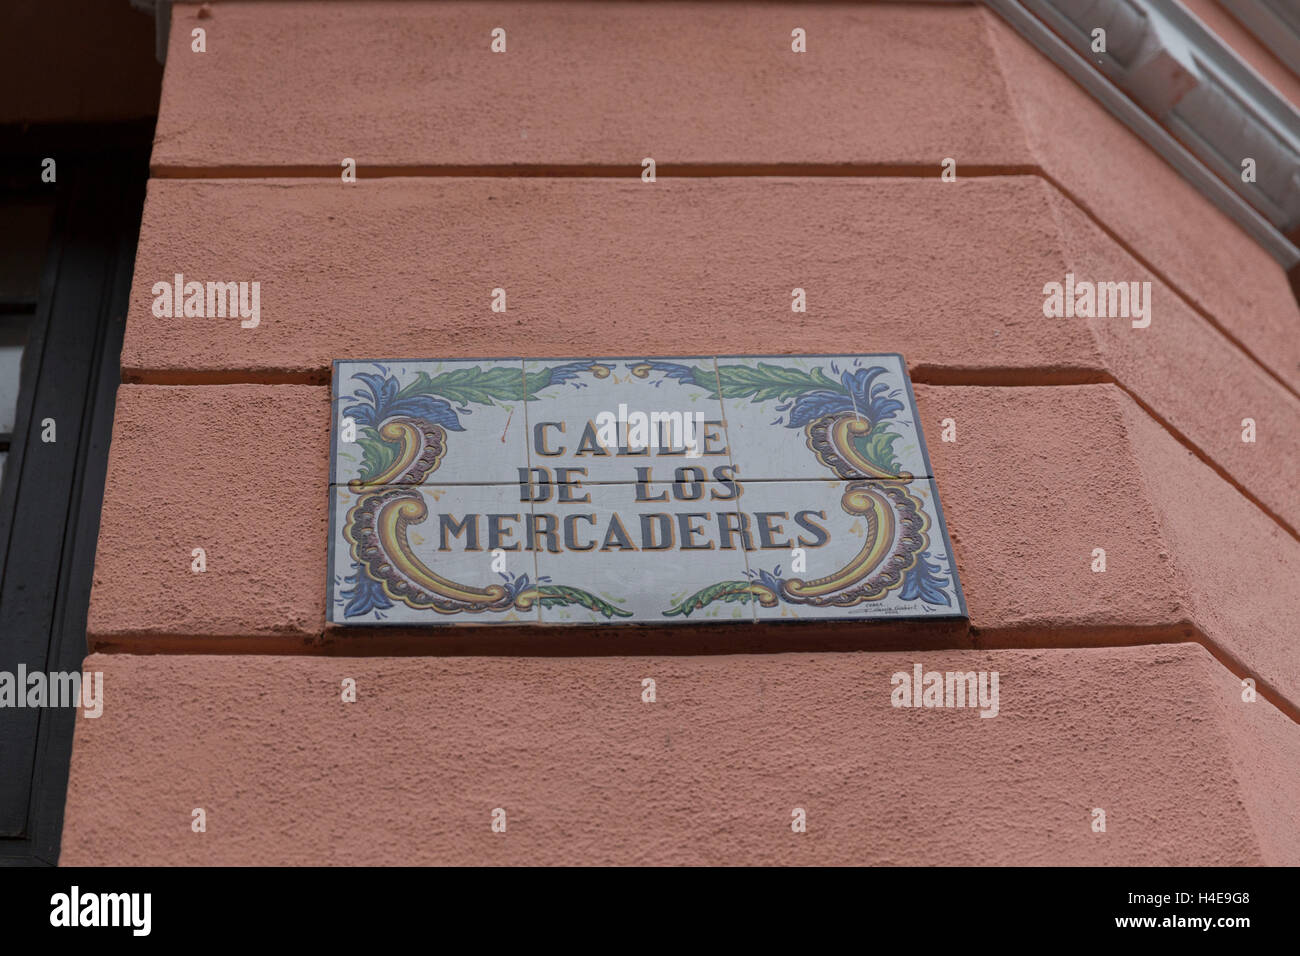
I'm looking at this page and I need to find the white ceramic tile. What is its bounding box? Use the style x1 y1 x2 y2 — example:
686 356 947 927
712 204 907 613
531 481 756 626
329 355 962 631
715 354 931 482
333 359 529 487
328 483 541 626
730 478 965 622
520 357 730 485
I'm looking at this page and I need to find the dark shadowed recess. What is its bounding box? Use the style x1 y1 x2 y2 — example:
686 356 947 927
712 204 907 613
0 121 151 864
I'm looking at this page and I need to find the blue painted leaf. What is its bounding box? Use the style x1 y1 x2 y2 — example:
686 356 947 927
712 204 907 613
898 551 952 606
841 366 904 423
342 568 393 617
785 389 854 428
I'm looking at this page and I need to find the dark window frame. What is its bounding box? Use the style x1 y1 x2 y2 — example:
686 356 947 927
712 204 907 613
0 122 151 865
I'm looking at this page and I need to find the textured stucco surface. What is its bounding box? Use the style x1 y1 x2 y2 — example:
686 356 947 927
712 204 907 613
87 385 330 643
916 384 1300 716
154 1 1033 170
1115 399 1300 714
912 385 1183 638
121 176 1097 382
58 644 1300 865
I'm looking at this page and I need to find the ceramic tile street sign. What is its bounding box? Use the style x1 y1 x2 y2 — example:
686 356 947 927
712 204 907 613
328 355 965 627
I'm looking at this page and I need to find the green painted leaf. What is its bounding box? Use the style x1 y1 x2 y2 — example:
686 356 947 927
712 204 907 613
855 423 902 475
397 365 530 406
521 366 560 398
357 430 398 482
713 362 842 403
663 580 757 617
536 584 633 619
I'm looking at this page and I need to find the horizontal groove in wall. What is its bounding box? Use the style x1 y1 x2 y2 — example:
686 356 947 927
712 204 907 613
86 625 1300 725
122 366 328 386
908 366 1112 387
149 163 1043 180
972 623 1300 726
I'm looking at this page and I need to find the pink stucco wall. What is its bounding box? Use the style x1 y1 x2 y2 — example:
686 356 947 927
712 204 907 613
63 1 1300 864
58 645 1300 866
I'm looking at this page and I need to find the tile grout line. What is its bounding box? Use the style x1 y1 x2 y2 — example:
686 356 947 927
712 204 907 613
520 358 543 626
710 355 759 624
